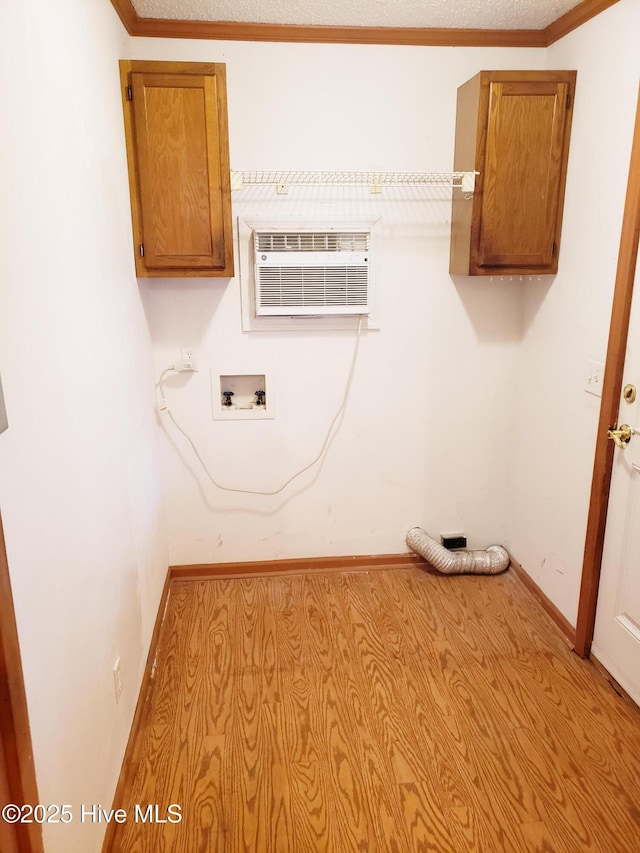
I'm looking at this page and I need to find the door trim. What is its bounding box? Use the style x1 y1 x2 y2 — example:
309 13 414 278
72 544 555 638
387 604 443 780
0 512 43 852
576 87 640 657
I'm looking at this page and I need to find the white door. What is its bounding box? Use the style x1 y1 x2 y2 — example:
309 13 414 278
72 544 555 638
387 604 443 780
592 258 640 705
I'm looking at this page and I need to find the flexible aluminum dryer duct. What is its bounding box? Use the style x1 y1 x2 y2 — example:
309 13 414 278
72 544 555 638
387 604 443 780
406 527 509 575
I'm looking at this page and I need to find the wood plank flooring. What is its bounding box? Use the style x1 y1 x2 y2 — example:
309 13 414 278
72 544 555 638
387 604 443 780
106 565 640 852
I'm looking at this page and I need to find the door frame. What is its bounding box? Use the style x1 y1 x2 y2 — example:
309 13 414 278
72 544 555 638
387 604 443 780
576 86 640 657
0 511 43 852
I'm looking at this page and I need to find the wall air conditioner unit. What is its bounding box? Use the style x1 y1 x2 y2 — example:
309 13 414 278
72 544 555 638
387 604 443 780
253 228 371 316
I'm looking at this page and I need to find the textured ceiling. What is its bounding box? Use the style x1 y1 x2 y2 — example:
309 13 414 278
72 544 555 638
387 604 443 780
130 0 582 29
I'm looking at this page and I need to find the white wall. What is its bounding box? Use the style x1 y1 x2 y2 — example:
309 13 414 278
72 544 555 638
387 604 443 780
132 37 545 566
508 0 640 622
0 1 168 850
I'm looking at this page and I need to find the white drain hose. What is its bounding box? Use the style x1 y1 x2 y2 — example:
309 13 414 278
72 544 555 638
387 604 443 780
406 527 509 575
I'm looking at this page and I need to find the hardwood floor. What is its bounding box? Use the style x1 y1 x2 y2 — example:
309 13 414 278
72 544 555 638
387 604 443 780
106 565 640 852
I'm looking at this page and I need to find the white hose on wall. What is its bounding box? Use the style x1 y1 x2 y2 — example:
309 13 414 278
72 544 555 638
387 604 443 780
406 527 510 575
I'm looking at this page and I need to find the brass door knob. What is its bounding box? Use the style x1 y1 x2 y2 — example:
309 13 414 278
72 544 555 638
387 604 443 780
607 424 632 449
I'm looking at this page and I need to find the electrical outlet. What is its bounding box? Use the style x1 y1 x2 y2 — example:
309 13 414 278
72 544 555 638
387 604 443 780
585 359 604 397
113 657 123 704
181 346 196 363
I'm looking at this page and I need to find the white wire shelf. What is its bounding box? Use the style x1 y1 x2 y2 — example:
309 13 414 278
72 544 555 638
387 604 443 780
231 169 477 194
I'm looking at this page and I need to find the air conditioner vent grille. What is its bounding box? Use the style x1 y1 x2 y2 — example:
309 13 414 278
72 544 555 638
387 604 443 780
255 231 369 253
257 267 368 312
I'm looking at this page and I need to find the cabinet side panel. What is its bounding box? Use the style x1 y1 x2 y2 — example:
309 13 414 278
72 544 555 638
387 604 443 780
477 80 569 270
549 72 576 273
119 61 146 276
206 67 234 277
449 74 481 275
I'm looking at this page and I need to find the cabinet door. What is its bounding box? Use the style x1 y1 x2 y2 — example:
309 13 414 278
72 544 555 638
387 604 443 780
476 80 571 270
123 64 233 277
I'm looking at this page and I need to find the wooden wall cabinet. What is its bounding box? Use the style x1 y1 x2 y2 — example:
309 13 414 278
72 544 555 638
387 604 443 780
450 70 577 276
119 60 234 278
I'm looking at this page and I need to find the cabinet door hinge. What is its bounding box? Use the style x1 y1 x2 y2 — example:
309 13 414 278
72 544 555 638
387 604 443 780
139 243 145 257
552 242 557 256
566 93 572 109
126 84 133 101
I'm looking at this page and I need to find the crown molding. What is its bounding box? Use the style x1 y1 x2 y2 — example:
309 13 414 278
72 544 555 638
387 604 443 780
110 0 138 32
128 18 546 47
543 0 619 45
110 0 617 46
